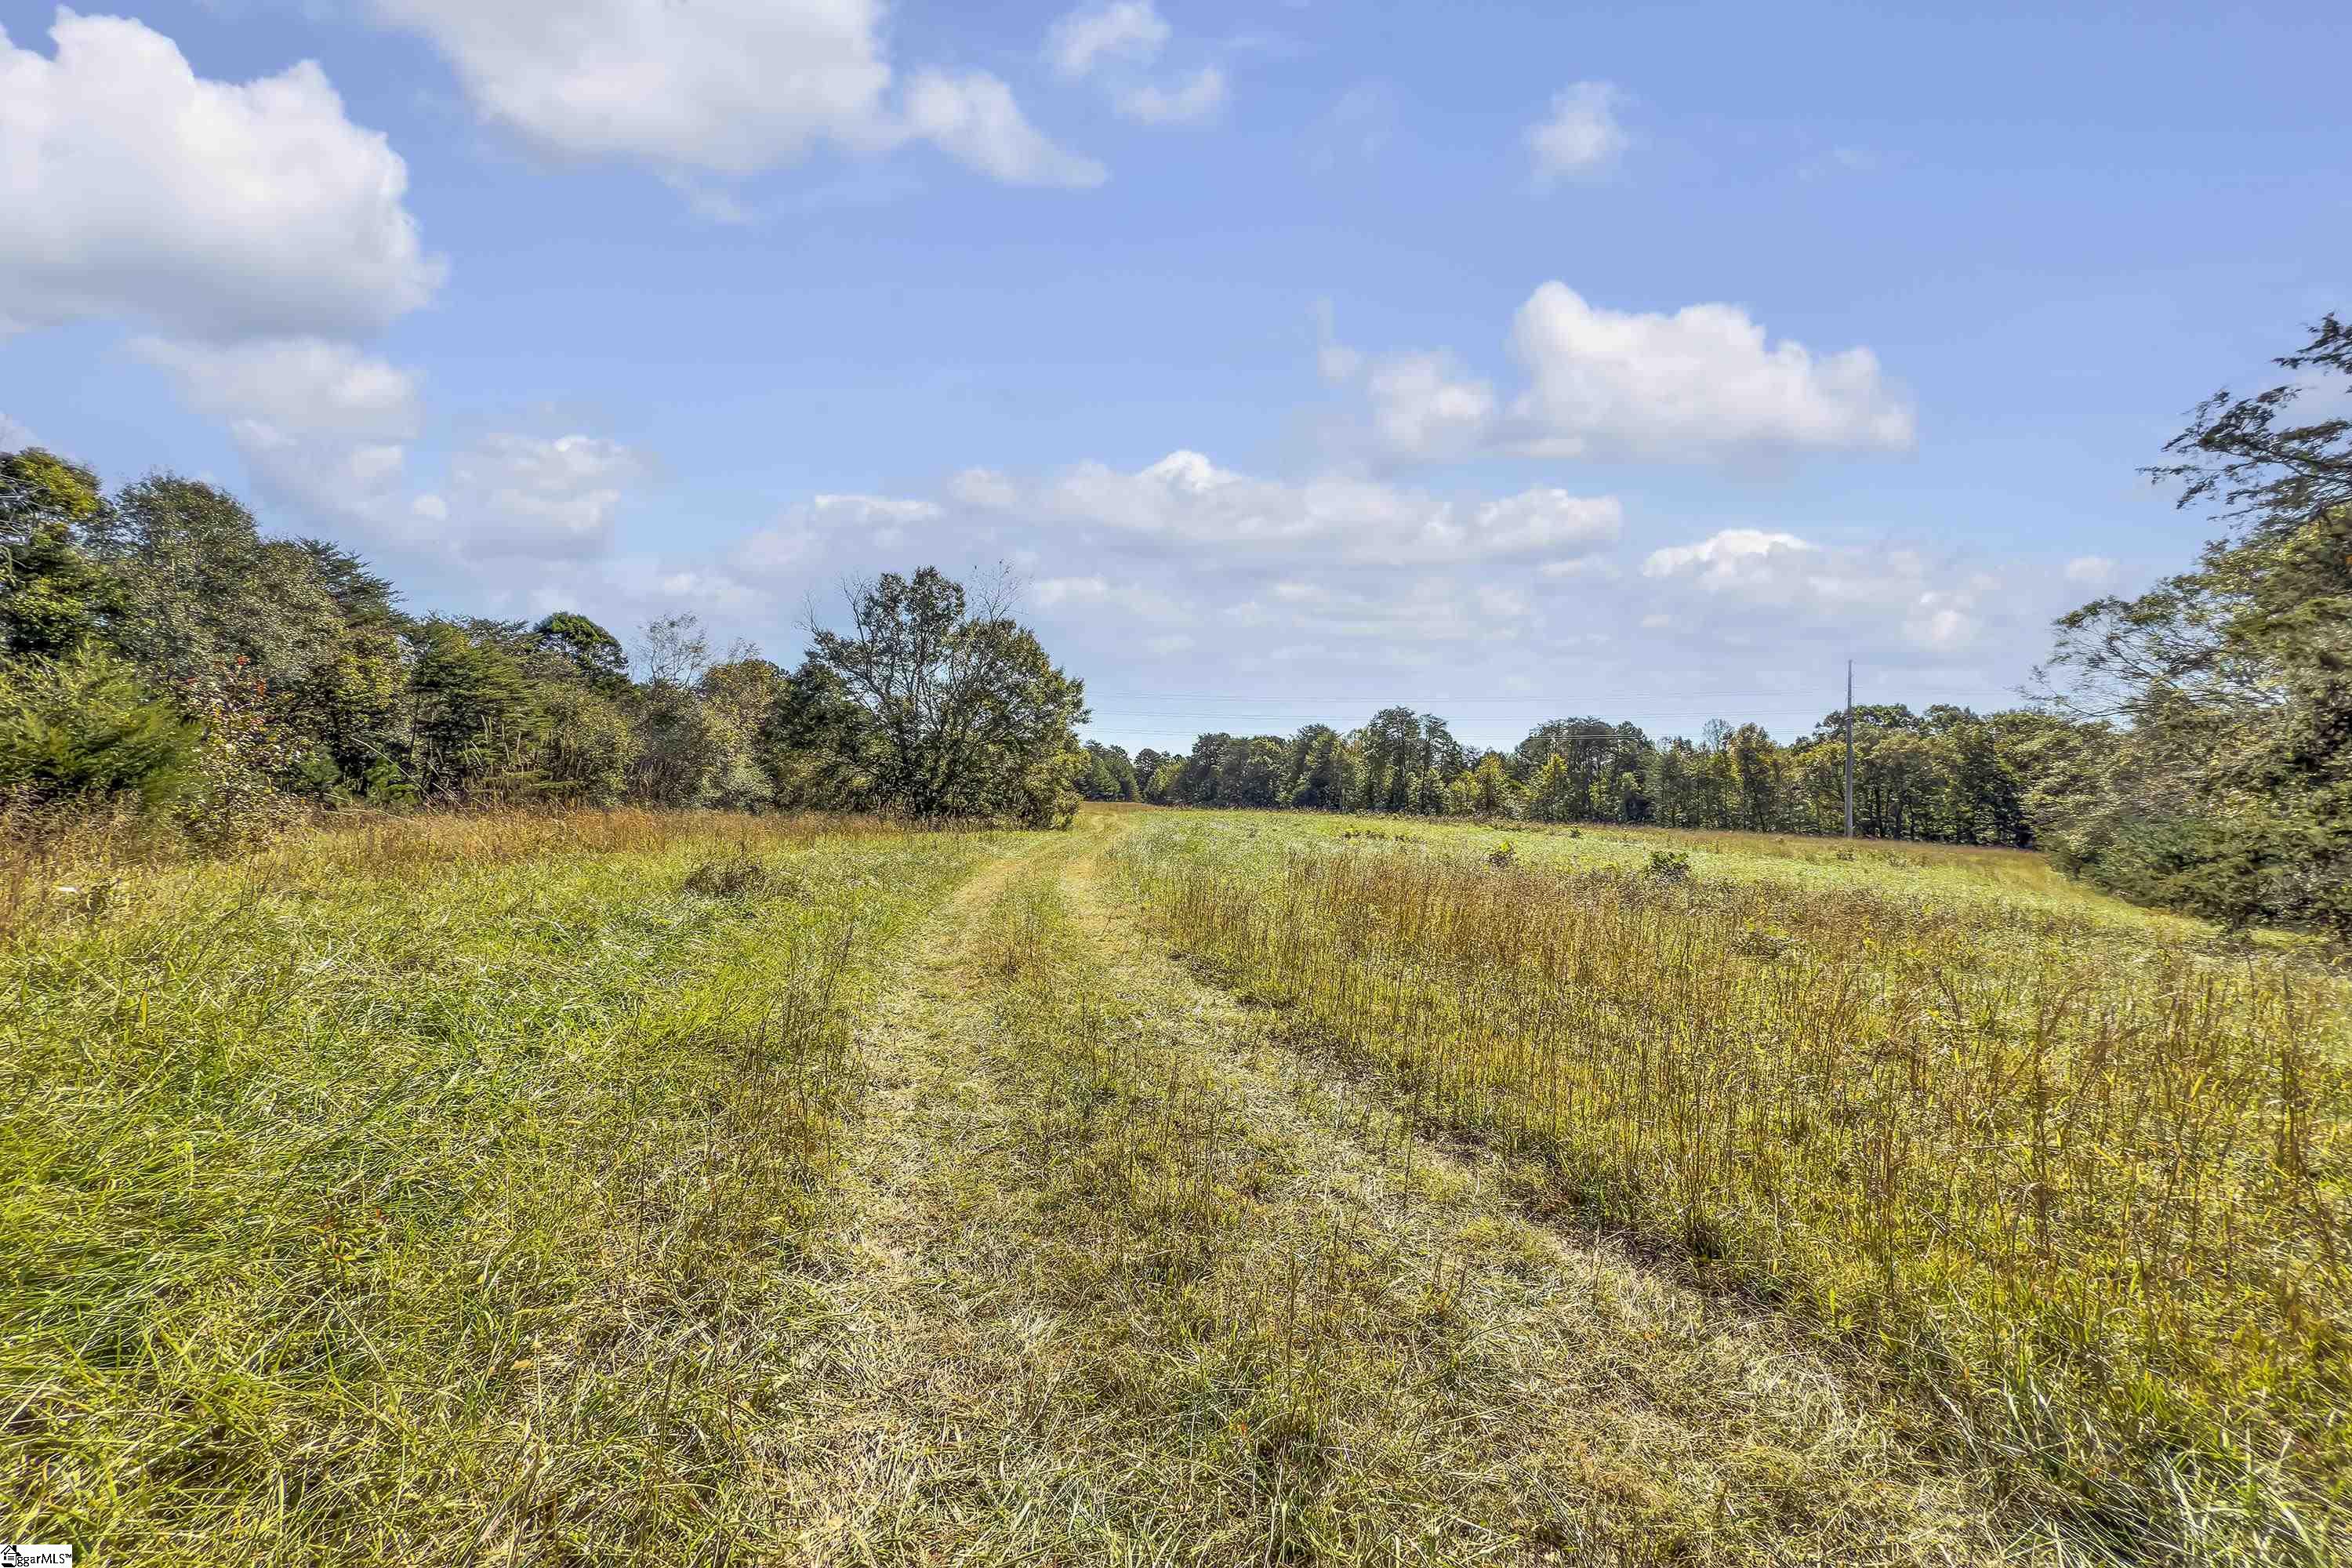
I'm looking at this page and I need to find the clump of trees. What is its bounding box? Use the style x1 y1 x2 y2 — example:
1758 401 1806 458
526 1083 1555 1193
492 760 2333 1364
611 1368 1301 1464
0 452 1089 838
1136 703 2050 848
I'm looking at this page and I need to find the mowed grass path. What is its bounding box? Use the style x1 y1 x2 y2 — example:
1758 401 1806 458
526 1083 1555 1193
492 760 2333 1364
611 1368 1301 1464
757 810 2009 1563
11 804 2263 1562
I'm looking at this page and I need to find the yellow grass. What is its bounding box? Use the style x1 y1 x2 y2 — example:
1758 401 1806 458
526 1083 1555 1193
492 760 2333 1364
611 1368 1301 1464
1119 810 2350 1563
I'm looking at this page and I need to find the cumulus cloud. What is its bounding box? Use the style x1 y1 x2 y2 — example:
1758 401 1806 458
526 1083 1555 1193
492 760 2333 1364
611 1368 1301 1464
1046 0 1169 77
0 9 445 341
1507 284 1915 459
2063 554 2117 586
1318 285 1912 466
1642 528 1813 586
0 413 40 451
1642 527 2000 654
1525 81 1627 185
1359 351 1497 462
376 0 1102 188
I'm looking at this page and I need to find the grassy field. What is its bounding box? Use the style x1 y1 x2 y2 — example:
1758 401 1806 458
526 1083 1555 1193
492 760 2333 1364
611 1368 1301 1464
1119 811 2350 1564
2 805 2343 1563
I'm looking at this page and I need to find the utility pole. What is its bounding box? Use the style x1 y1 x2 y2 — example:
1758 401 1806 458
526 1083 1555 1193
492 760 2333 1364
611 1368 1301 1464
1843 659 1856 839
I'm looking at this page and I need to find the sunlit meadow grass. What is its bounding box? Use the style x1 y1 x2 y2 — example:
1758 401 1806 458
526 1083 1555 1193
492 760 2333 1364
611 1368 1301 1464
1 809 986 1560
1119 811 2351 1565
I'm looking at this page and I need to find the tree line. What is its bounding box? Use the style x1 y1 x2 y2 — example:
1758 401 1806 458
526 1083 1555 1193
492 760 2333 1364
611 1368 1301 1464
1085 701 2046 846
0 459 1090 840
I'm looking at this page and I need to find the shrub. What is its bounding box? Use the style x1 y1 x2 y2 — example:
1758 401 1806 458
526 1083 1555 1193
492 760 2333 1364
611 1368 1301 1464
0 645 195 808
1644 848 1692 884
683 850 799 900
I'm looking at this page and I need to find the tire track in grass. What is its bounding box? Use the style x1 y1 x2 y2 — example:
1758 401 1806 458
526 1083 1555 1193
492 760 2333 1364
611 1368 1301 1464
765 812 2031 1565
1065 813 2024 1564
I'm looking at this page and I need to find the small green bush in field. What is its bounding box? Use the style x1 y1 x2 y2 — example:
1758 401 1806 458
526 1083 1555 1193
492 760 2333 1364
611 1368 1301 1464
1644 848 1692 884
0 644 195 808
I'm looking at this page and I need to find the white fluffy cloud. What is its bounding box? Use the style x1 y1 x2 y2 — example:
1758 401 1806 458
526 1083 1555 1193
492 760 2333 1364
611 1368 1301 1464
1641 528 1813 587
1046 0 1170 78
971 448 1619 568
1642 527 1999 653
378 0 1102 187
1525 82 1627 185
0 10 445 341
1359 351 1497 462
1508 284 1915 459
2063 554 2117 586
0 413 40 451
1319 285 1913 466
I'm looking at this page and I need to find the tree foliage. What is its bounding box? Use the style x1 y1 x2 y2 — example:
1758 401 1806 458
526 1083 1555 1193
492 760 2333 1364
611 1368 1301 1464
0 441 1092 836
1138 702 2044 848
805 568 1088 826
0 644 198 808
2034 317 2352 933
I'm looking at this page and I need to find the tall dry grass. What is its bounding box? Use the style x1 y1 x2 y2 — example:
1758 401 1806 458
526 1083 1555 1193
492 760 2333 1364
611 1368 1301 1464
1122 823 2351 1563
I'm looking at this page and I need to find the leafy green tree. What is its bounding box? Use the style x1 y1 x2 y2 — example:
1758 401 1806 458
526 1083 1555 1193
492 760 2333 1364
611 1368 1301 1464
2 448 122 659
761 661 877 811
1215 735 1287 807
405 619 534 802
81 475 413 803
532 612 630 688
699 652 789 809
1077 741 1138 801
535 683 640 805
1455 752 1522 817
1282 724 1357 810
2037 317 2352 934
1526 754 1577 822
616 615 732 807
274 540 408 792
807 568 1088 826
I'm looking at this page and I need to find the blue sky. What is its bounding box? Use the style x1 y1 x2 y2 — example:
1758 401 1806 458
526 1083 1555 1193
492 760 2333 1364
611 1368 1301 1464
2 0 2344 753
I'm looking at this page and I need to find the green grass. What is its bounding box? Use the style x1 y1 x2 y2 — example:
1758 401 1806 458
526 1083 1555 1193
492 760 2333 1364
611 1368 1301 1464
6 803 2343 1563
1116 810 2351 1564
1268 812 2220 933
2 809 989 1559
